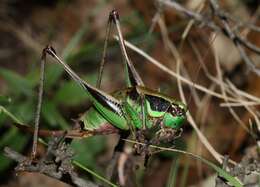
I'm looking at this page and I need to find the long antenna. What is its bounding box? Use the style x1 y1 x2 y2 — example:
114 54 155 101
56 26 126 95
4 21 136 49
31 49 46 159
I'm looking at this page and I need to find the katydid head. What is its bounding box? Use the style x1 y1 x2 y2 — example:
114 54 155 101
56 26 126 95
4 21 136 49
163 101 187 129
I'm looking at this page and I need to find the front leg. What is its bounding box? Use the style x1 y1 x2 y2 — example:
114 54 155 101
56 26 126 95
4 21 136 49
133 129 147 155
155 127 183 143
132 129 153 167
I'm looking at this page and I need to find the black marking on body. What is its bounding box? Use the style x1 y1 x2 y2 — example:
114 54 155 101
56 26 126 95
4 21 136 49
128 87 139 101
146 95 170 112
87 86 122 116
169 104 185 116
127 65 139 87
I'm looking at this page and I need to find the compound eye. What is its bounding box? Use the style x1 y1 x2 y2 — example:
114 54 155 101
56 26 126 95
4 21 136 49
178 107 185 116
170 104 185 117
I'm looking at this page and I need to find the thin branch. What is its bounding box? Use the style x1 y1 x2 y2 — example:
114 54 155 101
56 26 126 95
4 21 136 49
213 43 251 134
157 0 260 75
220 102 260 107
187 38 260 107
157 16 224 163
157 0 220 31
117 36 260 104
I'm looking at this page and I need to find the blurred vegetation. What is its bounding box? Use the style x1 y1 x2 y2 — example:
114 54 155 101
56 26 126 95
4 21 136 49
0 0 259 187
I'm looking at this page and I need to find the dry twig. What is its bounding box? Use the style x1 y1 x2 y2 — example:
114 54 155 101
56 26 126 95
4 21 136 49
157 0 260 75
4 137 98 187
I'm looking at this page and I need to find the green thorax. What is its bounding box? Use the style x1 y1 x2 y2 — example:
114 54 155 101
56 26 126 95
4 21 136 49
112 86 186 129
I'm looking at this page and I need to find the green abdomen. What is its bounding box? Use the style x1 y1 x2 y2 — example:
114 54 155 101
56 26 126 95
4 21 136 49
80 107 109 130
80 87 168 131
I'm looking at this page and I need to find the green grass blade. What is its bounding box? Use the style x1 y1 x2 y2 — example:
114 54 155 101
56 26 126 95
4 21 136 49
166 157 180 187
0 128 18 148
124 139 244 187
39 138 117 187
0 68 34 96
61 22 89 60
44 19 90 89
0 105 23 124
73 161 118 187
53 80 88 106
0 133 28 172
0 95 11 105
41 101 69 129
180 157 190 187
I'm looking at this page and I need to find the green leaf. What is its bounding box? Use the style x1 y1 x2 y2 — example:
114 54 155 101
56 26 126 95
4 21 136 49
62 21 90 60
53 72 97 106
166 157 180 187
0 128 19 148
0 132 28 172
73 161 118 187
0 100 34 128
0 95 11 105
26 67 43 87
0 68 34 96
13 100 35 123
0 105 29 171
0 105 24 124
44 19 90 90
71 136 106 169
154 144 243 187
54 80 88 107
41 101 69 129
67 43 99 63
